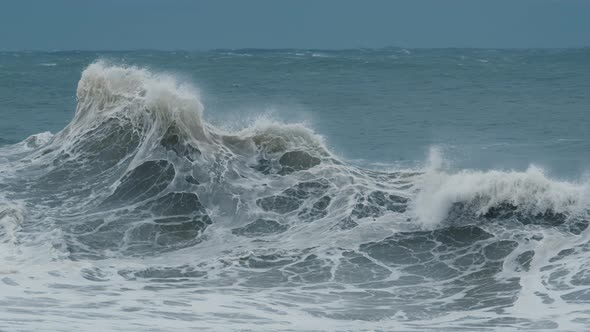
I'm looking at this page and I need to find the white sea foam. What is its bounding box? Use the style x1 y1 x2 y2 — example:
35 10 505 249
1 62 589 331
0 201 24 244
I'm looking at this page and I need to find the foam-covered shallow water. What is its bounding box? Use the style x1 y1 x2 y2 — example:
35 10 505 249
1 51 590 331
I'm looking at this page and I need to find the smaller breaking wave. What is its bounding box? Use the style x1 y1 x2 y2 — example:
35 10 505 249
414 149 589 228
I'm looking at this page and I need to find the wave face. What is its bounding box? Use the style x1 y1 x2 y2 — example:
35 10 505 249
1 62 590 331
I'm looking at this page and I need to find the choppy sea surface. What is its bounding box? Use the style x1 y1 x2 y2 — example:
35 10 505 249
0 49 589 331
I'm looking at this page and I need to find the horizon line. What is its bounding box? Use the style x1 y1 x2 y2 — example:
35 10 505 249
2 46 590 53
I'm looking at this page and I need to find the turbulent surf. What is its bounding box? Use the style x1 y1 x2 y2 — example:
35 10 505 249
1 59 590 331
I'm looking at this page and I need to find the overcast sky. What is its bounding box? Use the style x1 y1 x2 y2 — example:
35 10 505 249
1 0 589 50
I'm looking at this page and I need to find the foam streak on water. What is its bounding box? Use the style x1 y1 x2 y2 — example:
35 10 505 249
0 62 589 331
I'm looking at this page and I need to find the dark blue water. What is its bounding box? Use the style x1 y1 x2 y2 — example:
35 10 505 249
2 49 589 176
0 49 589 331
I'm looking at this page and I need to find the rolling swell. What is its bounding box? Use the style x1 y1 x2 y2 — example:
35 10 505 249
0 62 589 329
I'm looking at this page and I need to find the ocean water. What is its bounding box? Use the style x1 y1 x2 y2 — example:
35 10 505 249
0 49 589 331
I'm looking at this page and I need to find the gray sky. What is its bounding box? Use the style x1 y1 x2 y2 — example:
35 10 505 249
1 0 589 50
